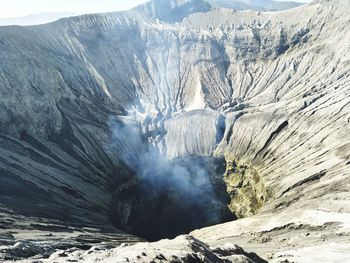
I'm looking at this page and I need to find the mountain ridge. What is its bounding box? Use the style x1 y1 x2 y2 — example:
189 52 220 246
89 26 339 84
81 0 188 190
0 0 349 262
0 12 77 26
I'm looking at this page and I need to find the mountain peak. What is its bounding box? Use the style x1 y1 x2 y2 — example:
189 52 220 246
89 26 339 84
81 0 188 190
135 0 213 23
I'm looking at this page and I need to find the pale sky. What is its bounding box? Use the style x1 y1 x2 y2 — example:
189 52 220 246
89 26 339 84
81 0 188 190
0 0 149 18
0 0 311 18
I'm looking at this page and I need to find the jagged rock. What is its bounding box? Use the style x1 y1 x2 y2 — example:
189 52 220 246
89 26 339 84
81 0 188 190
223 159 269 218
8 236 267 263
0 241 54 261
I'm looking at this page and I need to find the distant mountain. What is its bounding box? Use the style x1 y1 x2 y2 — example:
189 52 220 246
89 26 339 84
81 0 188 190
0 12 76 26
134 0 304 23
211 0 303 11
135 0 213 23
0 0 305 27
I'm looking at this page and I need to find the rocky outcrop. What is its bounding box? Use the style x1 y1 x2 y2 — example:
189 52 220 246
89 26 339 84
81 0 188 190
5 236 267 263
0 0 350 262
223 159 268 218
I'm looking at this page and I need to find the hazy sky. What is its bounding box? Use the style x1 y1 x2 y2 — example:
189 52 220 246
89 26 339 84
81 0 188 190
0 0 148 17
0 0 311 18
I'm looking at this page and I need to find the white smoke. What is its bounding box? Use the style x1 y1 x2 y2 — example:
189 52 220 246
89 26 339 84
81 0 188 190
107 112 232 240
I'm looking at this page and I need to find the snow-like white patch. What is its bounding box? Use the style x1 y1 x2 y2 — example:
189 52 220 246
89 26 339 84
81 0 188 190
185 73 206 111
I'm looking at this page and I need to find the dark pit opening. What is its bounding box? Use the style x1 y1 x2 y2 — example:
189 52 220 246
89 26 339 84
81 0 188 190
109 156 236 241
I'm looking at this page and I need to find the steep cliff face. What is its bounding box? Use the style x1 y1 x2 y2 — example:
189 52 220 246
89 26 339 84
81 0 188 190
0 0 350 262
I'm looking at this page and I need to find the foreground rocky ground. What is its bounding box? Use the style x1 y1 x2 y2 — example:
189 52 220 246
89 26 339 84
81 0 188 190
0 0 350 262
3 236 267 263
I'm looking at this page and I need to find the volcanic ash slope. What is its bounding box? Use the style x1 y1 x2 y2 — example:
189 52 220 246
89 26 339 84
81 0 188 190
0 0 350 262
